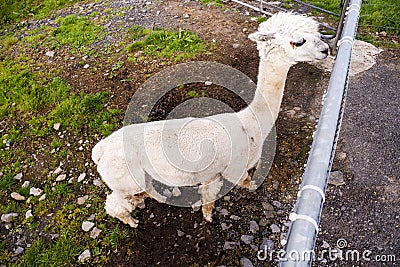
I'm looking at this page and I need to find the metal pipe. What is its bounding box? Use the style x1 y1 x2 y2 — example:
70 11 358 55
279 0 362 266
292 0 340 17
230 0 337 31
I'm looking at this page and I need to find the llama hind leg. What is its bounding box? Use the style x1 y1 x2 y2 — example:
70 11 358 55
105 191 139 228
199 176 223 223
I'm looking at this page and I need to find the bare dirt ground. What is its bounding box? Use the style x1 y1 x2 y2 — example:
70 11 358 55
1 0 398 266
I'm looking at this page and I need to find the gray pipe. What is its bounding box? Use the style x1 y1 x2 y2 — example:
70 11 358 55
279 0 362 266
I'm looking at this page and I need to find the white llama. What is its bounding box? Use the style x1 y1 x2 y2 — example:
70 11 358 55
92 12 329 227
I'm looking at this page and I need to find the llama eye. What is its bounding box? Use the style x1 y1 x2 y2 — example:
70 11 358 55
291 39 306 47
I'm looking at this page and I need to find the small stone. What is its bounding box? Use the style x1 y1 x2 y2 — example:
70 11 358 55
328 171 345 186
219 208 229 216
223 241 238 250
223 195 230 201
87 214 96 221
230 215 240 220
45 51 55 57
56 174 67 181
53 123 61 130
29 187 43 196
1 213 18 222
286 109 296 117
149 213 155 219
39 194 46 201
172 187 181 197
233 43 240 49
177 230 185 237
262 201 274 210
380 31 387 36
82 221 95 232
78 249 91 262
183 14 190 19
53 166 62 175
0 171 3 177
77 195 89 205
270 224 280 233
14 173 23 180
77 173 86 182
240 235 254 245
90 227 102 239
11 192 25 201
272 200 282 208
240 257 254 267
163 188 172 198
249 220 259 233
192 200 202 211
221 223 232 230
83 64 90 69
14 246 24 256
93 179 103 186
21 181 30 188
242 28 248 32
259 218 268 227
25 210 33 219
204 81 212 86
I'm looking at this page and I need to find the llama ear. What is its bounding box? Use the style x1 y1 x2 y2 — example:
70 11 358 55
248 32 275 42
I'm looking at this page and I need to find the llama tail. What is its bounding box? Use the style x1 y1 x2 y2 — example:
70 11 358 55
91 141 104 165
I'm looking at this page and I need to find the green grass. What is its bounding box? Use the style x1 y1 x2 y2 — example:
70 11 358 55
0 0 85 27
126 26 206 61
52 15 104 53
199 0 223 7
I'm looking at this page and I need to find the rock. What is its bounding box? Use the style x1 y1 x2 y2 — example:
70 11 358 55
21 181 30 188
77 195 89 205
270 224 280 233
1 213 18 222
11 192 25 201
29 187 43 196
172 187 181 197
272 200 282 208
149 213 155 219
260 238 274 251
328 170 345 186
0 171 3 177
183 14 190 19
240 257 254 267
259 218 268 227
45 51 55 57
177 230 185 237
230 215 240 220
204 81 212 86
87 214 96 221
223 195 230 201
78 249 91 262
53 123 61 130
14 173 23 180
83 64 90 69
249 220 259 233
321 240 330 249
82 221 95 232
221 223 232 230
93 179 103 187
25 210 33 219
240 235 254 245
90 227 102 239
232 43 240 49
77 173 86 182
14 246 24 256
223 241 238 250
163 188 172 198
261 201 274 210
219 208 229 216
39 194 46 201
56 174 67 181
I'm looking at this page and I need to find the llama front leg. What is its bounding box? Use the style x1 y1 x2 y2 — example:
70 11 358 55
199 176 223 223
238 172 258 191
105 191 139 228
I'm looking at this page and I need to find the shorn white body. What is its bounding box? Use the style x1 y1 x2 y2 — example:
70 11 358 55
92 12 329 227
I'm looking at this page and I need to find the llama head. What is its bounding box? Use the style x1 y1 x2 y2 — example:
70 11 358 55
249 12 329 63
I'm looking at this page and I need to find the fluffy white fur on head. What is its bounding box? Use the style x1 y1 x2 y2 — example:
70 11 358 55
258 12 320 37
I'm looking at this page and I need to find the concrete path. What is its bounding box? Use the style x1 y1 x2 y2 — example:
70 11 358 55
316 50 399 266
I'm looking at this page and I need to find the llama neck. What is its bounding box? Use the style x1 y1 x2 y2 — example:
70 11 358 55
239 57 292 139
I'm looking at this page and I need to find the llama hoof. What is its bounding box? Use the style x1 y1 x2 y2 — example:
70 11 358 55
204 213 213 223
124 217 139 228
